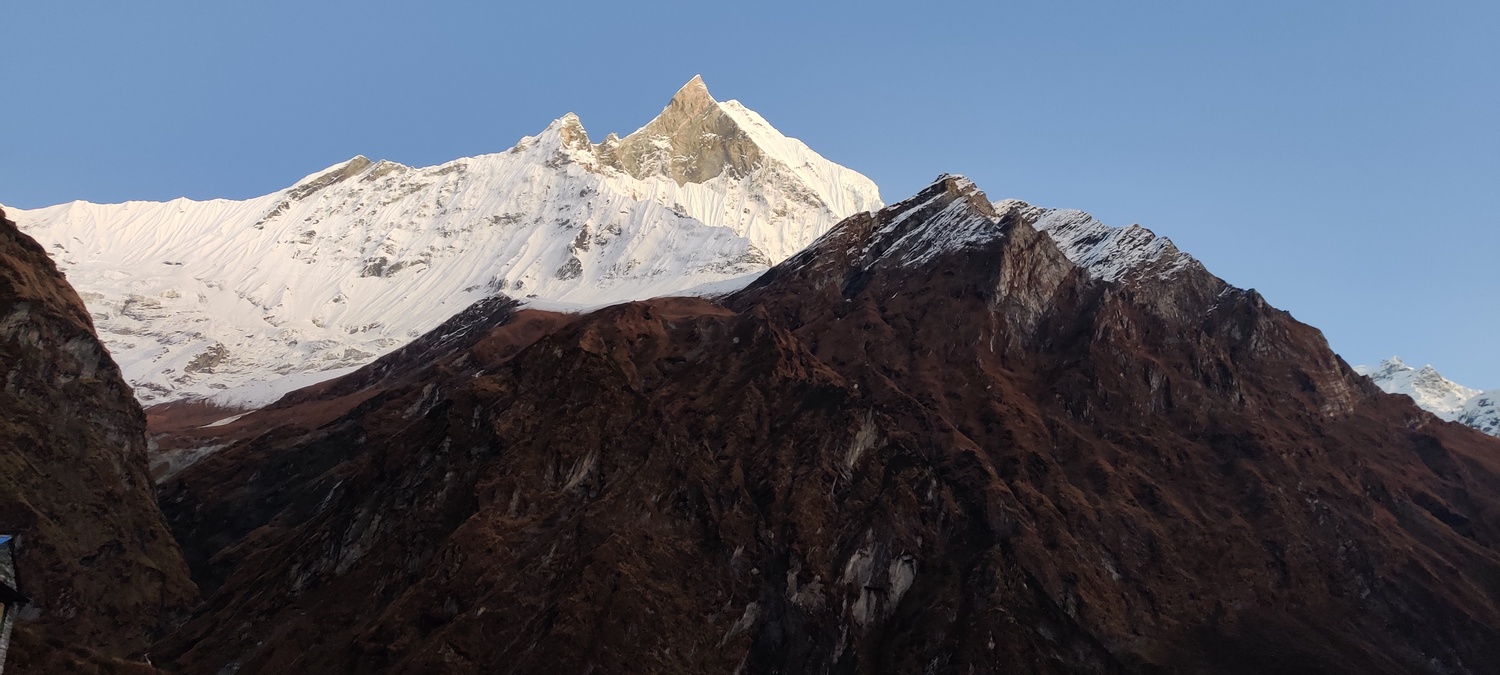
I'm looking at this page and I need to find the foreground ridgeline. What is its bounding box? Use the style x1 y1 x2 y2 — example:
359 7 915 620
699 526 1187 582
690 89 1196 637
144 178 1500 674
0 209 197 672
8 76 880 408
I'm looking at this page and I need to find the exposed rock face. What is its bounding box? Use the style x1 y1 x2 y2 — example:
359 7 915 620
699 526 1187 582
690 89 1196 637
154 180 1500 674
1025 210 1500 441
0 208 197 665
596 75 768 185
1002 198 1200 284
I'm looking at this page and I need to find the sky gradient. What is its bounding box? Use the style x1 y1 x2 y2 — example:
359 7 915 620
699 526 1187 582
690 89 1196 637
3 1 1496 387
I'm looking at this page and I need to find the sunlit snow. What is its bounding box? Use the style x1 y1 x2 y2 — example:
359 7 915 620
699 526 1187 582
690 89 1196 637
1356 357 1499 437
8 81 881 407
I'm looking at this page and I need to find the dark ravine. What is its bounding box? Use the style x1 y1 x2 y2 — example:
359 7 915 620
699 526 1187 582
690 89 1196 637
139 177 1500 674
0 208 197 672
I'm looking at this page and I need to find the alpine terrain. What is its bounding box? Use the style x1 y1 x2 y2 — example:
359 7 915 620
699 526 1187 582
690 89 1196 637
5 73 1499 675
0 207 197 672
142 177 1500 674
6 76 880 408
1358 357 1500 437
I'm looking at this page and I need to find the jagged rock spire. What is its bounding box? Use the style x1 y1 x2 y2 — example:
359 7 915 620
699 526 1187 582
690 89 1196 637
594 75 764 185
667 74 716 114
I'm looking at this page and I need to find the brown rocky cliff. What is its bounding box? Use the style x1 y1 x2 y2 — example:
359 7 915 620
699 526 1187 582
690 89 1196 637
154 180 1500 674
735 178 1500 671
0 208 197 668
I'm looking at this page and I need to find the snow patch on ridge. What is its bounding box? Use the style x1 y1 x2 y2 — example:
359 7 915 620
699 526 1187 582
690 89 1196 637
996 199 1196 283
859 175 1004 266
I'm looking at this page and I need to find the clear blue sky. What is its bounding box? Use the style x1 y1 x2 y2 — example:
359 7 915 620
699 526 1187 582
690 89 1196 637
3 1 1496 388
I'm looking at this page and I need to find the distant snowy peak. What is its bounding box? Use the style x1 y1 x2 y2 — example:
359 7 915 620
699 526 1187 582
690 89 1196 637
1458 392 1500 437
1361 357 1500 438
995 199 1200 283
1356 357 1493 432
1355 357 1479 420
10 77 881 407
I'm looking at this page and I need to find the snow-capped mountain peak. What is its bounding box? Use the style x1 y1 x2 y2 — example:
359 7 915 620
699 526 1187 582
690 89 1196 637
1458 392 1500 437
1355 357 1489 429
8 77 882 408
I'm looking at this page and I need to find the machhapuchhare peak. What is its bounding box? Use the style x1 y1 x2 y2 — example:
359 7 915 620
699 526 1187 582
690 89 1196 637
1 78 1498 675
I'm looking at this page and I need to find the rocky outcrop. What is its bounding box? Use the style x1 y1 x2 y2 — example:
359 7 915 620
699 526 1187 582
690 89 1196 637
0 208 197 665
153 179 1500 674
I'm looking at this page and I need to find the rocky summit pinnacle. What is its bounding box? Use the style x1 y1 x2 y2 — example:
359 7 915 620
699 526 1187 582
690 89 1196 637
668 74 715 115
595 74 768 185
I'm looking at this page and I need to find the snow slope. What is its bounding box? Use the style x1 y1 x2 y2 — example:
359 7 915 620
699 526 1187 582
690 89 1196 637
7 77 881 407
1356 357 1499 437
1354 357 1479 422
1458 392 1500 437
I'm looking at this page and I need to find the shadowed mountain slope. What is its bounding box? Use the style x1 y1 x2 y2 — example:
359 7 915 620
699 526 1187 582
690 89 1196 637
153 179 1500 674
0 208 197 671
